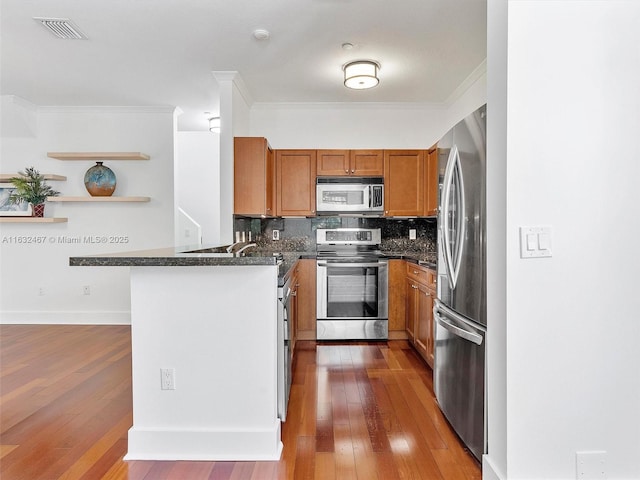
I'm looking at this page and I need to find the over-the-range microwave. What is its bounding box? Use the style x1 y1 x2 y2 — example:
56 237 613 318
316 177 384 215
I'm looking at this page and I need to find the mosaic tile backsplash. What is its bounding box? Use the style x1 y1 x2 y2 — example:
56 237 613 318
233 216 436 254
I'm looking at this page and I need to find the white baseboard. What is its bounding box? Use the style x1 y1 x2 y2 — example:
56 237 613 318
483 454 505 480
0 310 131 325
124 423 283 461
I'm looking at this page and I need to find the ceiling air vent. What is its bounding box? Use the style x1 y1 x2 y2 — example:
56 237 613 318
33 17 87 39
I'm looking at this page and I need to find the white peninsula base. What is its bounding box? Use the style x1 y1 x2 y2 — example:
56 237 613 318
123 265 282 461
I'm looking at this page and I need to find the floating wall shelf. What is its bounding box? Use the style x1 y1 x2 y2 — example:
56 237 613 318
0 217 68 223
48 196 150 202
47 152 150 161
0 174 67 181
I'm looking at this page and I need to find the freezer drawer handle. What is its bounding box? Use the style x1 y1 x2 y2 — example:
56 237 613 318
434 308 483 345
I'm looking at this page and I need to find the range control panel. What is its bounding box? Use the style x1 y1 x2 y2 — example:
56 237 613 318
316 228 381 245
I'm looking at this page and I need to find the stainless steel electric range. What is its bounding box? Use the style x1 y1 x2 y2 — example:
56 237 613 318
316 228 388 340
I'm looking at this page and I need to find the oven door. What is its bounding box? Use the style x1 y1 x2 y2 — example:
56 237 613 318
316 260 388 339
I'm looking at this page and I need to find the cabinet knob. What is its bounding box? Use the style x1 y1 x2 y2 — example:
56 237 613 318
345 169 349 173
351 169 355 173
413 270 419 274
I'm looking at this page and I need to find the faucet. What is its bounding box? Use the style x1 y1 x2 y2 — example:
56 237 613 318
235 243 257 254
226 241 244 253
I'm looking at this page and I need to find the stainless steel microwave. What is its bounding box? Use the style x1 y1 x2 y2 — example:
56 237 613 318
316 177 384 215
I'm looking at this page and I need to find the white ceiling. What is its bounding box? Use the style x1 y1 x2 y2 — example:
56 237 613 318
0 0 487 131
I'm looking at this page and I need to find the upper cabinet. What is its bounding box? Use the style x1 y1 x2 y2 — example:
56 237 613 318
384 150 425 217
232 138 438 219
317 149 384 176
234 137 275 217
425 147 439 217
276 150 317 216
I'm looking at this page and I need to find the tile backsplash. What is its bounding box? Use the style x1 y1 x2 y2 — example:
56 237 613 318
233 216 436 253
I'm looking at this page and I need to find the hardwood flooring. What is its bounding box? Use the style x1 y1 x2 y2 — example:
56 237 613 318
0 325 481 480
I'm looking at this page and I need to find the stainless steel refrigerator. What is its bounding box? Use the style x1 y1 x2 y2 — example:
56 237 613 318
434 104 487 462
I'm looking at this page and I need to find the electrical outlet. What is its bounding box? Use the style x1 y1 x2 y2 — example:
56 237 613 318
38 287 45 296
160 368 176 390
272 229 280 241
409 229 417 240
83 285 90 295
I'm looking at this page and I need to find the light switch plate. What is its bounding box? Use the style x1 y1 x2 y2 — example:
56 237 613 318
519 226 553 258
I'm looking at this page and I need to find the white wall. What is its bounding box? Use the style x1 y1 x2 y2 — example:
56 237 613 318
175 131 220 245
484 0 508 479
486 1 640 479
0 100 175 324
248 69 486 149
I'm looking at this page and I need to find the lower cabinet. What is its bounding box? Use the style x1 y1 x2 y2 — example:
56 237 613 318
388 260 408 338
295 259 317 340
405 262 436 368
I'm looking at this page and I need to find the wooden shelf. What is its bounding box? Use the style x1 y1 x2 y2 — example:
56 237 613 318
47 152 150 161
48 196 150 202
0 217 68 223
0 174 67 181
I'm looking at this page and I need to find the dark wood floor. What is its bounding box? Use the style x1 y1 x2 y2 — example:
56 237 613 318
0 325 481 480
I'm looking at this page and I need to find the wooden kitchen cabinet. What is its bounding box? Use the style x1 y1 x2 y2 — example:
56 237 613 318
276 150 317 216
425 146 439 217
384 150 425 216
405 262 436 368
388 259 408 339
294 259 317 340
317 149 384 176
234 137 275 216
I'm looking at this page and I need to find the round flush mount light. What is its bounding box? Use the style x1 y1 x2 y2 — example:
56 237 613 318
252 29 270 41
343 60 380 90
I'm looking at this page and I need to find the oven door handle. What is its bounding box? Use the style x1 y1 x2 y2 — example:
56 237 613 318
317 261 382 268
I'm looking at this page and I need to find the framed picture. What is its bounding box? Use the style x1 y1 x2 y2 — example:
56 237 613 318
0 183 33 216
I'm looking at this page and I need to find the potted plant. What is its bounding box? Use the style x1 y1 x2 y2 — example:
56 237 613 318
9 167 60 217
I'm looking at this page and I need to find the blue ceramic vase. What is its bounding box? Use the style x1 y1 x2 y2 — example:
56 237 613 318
84 162 116 196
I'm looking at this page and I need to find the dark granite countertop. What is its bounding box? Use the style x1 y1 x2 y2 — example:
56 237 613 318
69 245 284 267
69 244 435 285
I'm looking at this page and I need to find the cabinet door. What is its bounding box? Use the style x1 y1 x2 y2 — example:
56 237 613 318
317 150 350 176
415 283 434 368
406 279 418 342
234 137 275 216
350 150 384 176
384 150 425 216
388 260 407 336
276 150 317 216
295 259 317 339
424 147 438 216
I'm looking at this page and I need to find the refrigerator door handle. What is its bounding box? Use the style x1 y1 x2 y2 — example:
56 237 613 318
441 144 466 290
452 146 466 287
441 146 457 289
434 300 484 345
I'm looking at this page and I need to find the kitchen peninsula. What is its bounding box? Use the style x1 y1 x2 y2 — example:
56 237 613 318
71 246 287 461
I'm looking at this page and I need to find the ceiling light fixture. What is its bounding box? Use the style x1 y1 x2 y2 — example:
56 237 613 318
343 60 380 90
252 29 270 41
208 117 220 133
